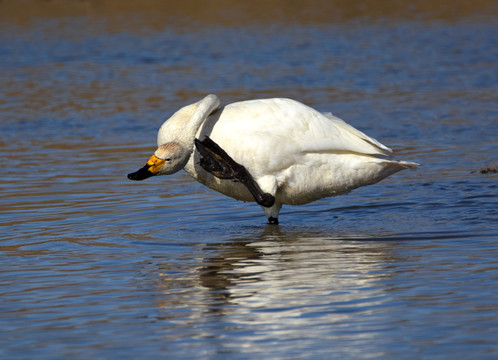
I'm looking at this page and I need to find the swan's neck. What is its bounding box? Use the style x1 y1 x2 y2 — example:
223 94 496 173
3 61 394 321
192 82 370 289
176 94 220 151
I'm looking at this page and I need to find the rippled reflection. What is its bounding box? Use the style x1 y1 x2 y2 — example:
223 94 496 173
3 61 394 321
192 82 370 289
150 228 393 357
146 226 498 358
201 230 391 316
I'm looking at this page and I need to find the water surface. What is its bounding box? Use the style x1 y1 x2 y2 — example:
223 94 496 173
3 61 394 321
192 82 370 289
1 2 497 359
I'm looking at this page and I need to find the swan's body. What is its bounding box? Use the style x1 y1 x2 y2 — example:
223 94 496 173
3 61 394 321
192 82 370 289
129 94 417 223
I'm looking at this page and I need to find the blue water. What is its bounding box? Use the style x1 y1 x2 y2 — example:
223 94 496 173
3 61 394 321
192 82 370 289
1 4 497 359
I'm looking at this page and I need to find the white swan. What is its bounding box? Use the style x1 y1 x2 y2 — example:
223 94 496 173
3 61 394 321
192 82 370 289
128 94 417 224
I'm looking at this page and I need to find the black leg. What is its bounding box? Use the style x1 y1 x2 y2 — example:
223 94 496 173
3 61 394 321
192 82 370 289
194 138 236 179
267 217 279 225
194 137 275 208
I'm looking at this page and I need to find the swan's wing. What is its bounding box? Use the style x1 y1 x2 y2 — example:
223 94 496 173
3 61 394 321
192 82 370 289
303 112 392 156
246 98 392 157
204 98 394 175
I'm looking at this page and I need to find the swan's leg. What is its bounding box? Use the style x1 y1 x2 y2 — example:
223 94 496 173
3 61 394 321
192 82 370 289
263 203 282 225
194 137 275 208
194 138 236 179
257 176 280 224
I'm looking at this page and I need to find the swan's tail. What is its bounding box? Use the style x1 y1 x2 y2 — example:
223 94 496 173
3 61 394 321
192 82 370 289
364 159 418 187
397 160 419 169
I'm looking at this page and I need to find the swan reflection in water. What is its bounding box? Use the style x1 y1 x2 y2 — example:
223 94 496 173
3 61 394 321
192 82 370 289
199 226 395 307
153 226 399 355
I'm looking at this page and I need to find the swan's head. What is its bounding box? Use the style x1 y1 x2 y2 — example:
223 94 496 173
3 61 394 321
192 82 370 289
127 142 189 181
128 94 220 181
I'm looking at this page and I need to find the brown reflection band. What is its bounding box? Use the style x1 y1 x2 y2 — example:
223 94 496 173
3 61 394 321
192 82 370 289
1 0 496 28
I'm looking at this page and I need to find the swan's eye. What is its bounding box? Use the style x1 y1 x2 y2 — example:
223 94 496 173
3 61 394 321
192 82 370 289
165 158 171 162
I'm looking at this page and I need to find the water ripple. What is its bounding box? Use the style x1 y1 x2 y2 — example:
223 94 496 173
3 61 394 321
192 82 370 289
1 8 498 359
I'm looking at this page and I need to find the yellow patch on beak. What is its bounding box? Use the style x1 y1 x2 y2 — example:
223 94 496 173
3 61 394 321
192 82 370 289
146 154 166 174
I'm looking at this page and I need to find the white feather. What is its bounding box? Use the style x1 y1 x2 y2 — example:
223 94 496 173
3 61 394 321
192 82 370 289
151 95 418 221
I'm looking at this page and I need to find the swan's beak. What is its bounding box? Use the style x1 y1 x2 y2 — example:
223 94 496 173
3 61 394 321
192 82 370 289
127 154 165 181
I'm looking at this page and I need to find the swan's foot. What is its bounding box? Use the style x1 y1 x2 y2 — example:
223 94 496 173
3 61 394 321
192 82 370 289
267 217 279 225
194 136 275 208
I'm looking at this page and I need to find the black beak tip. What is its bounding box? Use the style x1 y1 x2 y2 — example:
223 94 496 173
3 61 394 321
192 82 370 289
127 165 153 181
